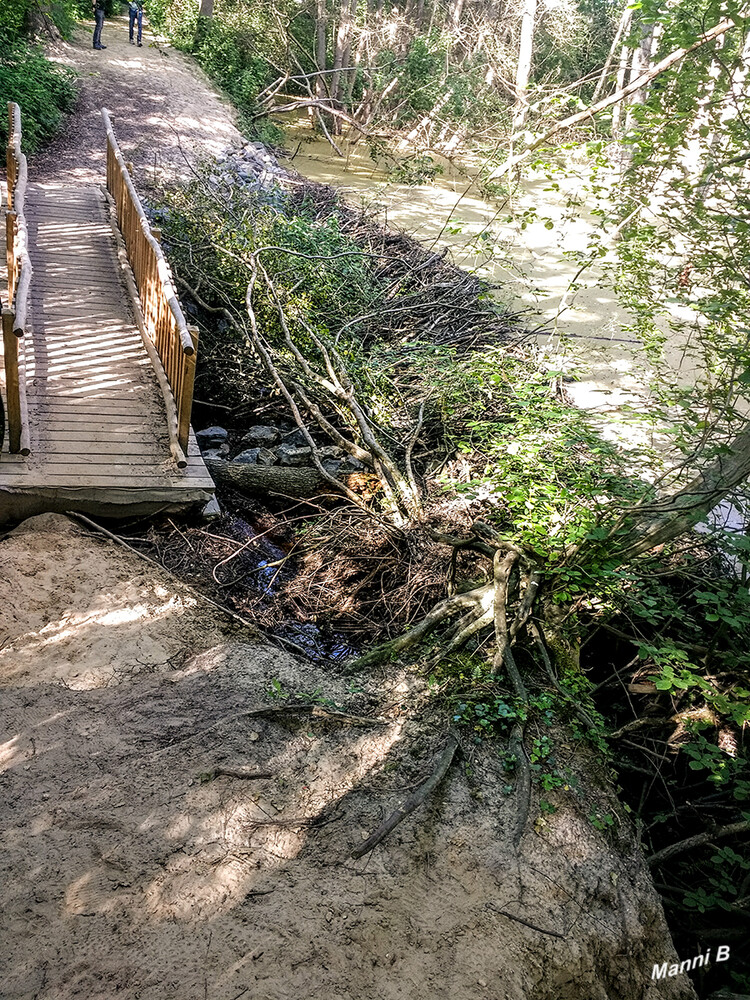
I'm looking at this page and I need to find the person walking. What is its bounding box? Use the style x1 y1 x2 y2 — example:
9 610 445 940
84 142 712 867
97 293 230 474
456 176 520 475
92 0 106 49
128 0 145 47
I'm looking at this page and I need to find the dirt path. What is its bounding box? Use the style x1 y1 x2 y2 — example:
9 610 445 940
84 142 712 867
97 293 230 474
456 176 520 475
35 12 243 185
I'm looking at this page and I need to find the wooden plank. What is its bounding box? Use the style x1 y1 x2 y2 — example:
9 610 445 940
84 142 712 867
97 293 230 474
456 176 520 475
28 402 155 415
40 421 156 433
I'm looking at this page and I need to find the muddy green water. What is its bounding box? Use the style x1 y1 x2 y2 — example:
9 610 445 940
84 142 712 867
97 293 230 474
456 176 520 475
285 122 699 449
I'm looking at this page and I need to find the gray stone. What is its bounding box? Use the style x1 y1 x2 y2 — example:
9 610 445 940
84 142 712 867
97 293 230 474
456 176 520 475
322 459 342 475
277 443 312 466
282 428 309 447
196 425 229 449
233 448 260 464
343 456 365 470
318 445 345 460
257 447 277 466
202 495 222 520
241 425 281 448
201 448 226 461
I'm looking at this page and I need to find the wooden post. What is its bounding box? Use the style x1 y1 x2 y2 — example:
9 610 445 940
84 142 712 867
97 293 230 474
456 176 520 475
2 308 21 453
177 325 199 456
6 103 13 210
6 210 16 302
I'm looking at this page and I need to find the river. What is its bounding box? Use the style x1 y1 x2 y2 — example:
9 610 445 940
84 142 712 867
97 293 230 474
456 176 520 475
285 122 700 452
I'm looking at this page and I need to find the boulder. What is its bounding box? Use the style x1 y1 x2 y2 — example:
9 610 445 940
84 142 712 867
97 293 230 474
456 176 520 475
234 447 276 466
241 425 281 448
196 425 229 450
277 443 312 466
233 448 260 465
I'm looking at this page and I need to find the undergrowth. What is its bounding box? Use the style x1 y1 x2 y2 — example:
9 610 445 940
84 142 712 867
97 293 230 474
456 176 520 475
0 36 76 152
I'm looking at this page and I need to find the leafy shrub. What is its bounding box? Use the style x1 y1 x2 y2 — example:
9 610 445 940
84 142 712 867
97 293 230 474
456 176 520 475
0 0 92 40
0 37 77 152
146 0 279 139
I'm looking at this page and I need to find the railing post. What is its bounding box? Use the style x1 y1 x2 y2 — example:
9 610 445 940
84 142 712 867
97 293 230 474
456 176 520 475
6 103 14 210
2 308 21 453
177 325 199 454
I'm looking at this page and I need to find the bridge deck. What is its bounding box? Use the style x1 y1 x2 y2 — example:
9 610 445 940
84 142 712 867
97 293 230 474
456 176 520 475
0 183 214 520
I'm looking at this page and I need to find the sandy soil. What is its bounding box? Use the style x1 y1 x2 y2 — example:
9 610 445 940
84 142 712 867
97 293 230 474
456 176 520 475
0 513 696 1000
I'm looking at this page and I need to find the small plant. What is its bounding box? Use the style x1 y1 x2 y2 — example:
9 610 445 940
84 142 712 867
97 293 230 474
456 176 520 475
267 677 289 700
589 809 615 832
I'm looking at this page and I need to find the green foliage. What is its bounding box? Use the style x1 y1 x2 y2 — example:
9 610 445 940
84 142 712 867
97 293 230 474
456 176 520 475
431 347 645 560
0 37 76 152
0 0 91 40
0 0 32 36
147 0 282 140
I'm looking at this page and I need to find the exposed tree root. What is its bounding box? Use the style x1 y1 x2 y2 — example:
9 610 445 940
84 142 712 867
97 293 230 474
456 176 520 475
201 768 274 781
351 733 460 859
648 819 750 867
486 903 567 939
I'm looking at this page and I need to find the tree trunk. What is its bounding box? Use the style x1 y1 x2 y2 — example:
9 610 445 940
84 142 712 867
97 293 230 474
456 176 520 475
204 458 377 502
592 6 633 102
512 0 537 131
198 0 214 17
330 0 357 116
624 19 660 133
570 421 750 566
315 0 328 102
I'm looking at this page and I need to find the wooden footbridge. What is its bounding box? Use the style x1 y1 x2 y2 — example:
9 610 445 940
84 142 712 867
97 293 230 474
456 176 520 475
1 103 214 522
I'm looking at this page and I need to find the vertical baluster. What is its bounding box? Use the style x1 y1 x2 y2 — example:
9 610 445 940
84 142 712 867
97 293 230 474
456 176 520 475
2 309 21 453
178 327 199 454
6 210 16 302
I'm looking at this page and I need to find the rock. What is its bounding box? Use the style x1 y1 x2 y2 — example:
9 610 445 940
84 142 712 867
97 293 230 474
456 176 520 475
343 456 365 470
201 495 222 520
277 443 312 466
282 428 309 447
241 425 281 448
200 447 227 461
257 447 277 466
318 445 345 460
233 448 260 464
196 425 229 449
322 459 341 475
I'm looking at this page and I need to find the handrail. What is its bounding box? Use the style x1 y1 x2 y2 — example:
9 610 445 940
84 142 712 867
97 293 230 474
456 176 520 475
101 107 197 467
4 102 31 456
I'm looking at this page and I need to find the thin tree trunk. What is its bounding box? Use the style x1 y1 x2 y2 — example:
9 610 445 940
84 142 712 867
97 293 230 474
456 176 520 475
331 0 357 115
315 0 329 101
512 0 537 130
610 35 631 134
198 0 213 16
488 17 740 179
592 6 632 102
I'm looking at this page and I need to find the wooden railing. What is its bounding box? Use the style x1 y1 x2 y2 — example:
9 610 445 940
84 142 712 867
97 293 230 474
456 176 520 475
102 108 197 467
3 101 31 456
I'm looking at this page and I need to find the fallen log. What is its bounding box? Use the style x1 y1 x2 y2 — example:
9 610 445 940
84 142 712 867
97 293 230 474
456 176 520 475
203 457 378 501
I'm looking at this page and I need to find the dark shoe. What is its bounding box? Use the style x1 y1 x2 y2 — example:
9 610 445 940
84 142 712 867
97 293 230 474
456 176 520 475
94 43 107 49
129 38 134 44
137 41 142 46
